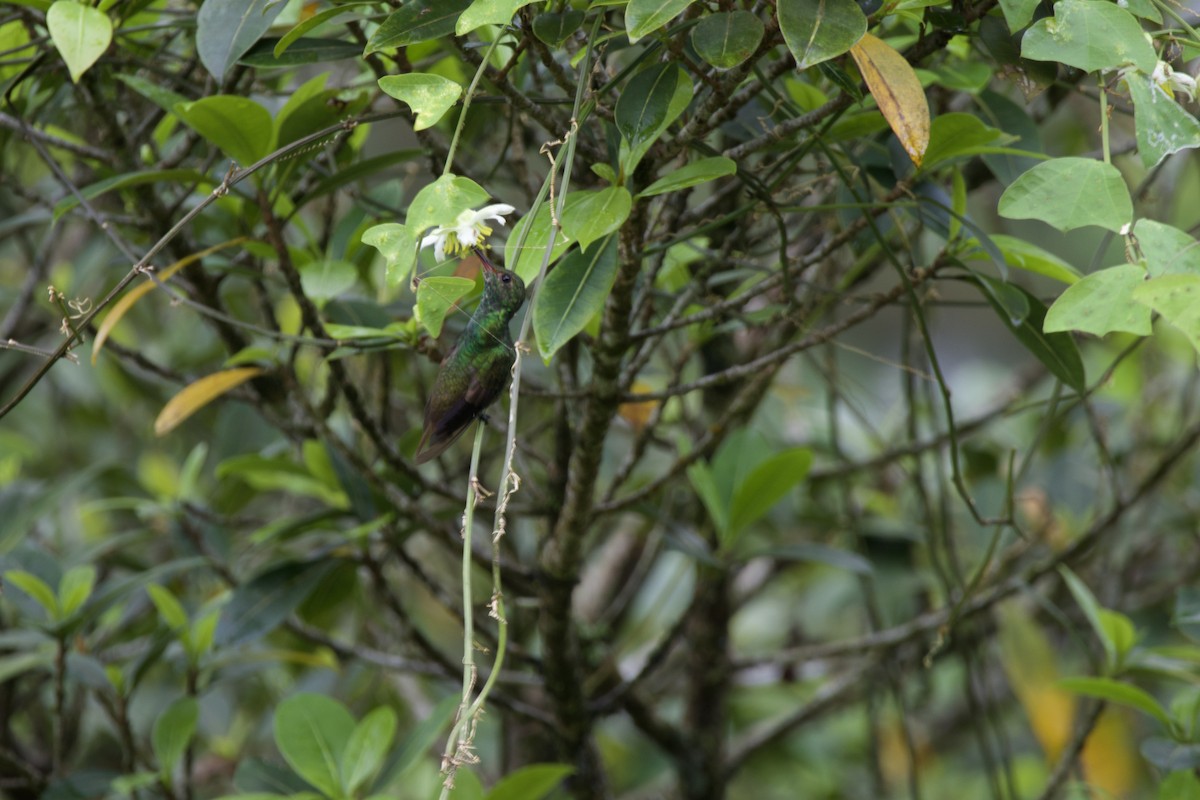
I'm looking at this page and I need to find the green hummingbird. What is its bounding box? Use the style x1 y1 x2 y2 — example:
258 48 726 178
414 248 527 464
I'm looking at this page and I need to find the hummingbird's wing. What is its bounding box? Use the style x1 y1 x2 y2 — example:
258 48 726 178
413 357 509 464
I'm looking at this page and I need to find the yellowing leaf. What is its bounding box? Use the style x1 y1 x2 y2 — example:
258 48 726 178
997 603 1075 760
93 238 247 364
619 381 659 432
849 34 929 167
1081 709 1141 796
155 367 264 436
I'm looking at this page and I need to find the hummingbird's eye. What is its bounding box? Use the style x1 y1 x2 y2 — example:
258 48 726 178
502 274 511 283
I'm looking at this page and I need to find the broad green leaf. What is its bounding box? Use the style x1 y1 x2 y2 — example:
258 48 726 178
5 571 58 617
378 73 463 132
625 0 694 42
1098 608 1138 663
175 96 273 167
416 276 475 338
619 64 693 175
341 707 397 796
615 63 685 150
728 448 812 541
147 585 189 630
362 223 419 287
505 198 579 283
850 34 929 166
686 461 729 536
1123 0 1162 23
46 1 112 83
93 238 245 364
300 260 358 304
690 11 763 69
457 0 537 35
196 0 286 83
639 156 736 198
377 695 458 784
448 769 484 800
187 611 219 660
778 0 866 70
365 0 471 53
116 73 189 114
998 0 1039 30
486 764 574 800
921 113 1018 170
1021 0 1156 74
977 279 1086 391
274 2 373 57
1044 264 1151 337
1126 72 1200 169
155 368 265 436
964 234 1081 285
57 565 95 618
1159 771 1200 800
1060 566 1116 667
998 157 1132 233
1059 676 1175 730
153 697 199 785
533 236 619 359
407 174 491 234
274 693 356 798
53 169 208 222
240 37 362 67
1132 275 1200 353
560 188 631 253
214 559 340 646
533 11 585 46
1135 219 1200 277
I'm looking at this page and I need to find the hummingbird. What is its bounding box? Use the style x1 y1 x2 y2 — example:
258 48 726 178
414 248 527 464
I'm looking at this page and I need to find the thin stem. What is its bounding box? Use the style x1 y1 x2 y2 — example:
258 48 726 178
444 35 503 175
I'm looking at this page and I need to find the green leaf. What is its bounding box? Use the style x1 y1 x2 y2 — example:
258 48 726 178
1159 771 1200 800
920 113 1018 170
1044 264 1151 337
53 169 209 222
998 157 1132 233
5 570 58 618
378 73 463 131
46 1 112 83
240 37 362 68
377 695 458 784
1021 0 1157 74
1126 72 1200 169
778 0 867 70
1135 219 1200 276
416 276 475 338
196 0 286 84
532 10 584 46
300 260 359 305
147 584 189 630
687 461 729 537
457 0 538 35
1059 566 1116 667
964 234 1081 285
1059 676 1175 730
116 73 189 115
977 278 1086 392
615 63 686 151
639 156 736 198
341 707 397 796
560 188 631 253
1133 274 1200 354
625 0 695 42
998 0 1039 30
407 174 491 234
505 198 578 283
533 236 619 359
175 96 273 167
274 2 373 57
274 693 356 798
690 11 764 69
57 564 95 618
362 223 419 288
728 448 812 541
486 763 574 800
365 0 471 53
214 559 341 646
1098 608 1138 663
153 697 199 785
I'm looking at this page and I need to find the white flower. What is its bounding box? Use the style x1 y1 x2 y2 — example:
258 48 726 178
1151 60 1197 101
419 203 515 262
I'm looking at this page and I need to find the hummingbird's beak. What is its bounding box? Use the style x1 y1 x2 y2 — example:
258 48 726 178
472 246 499 275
